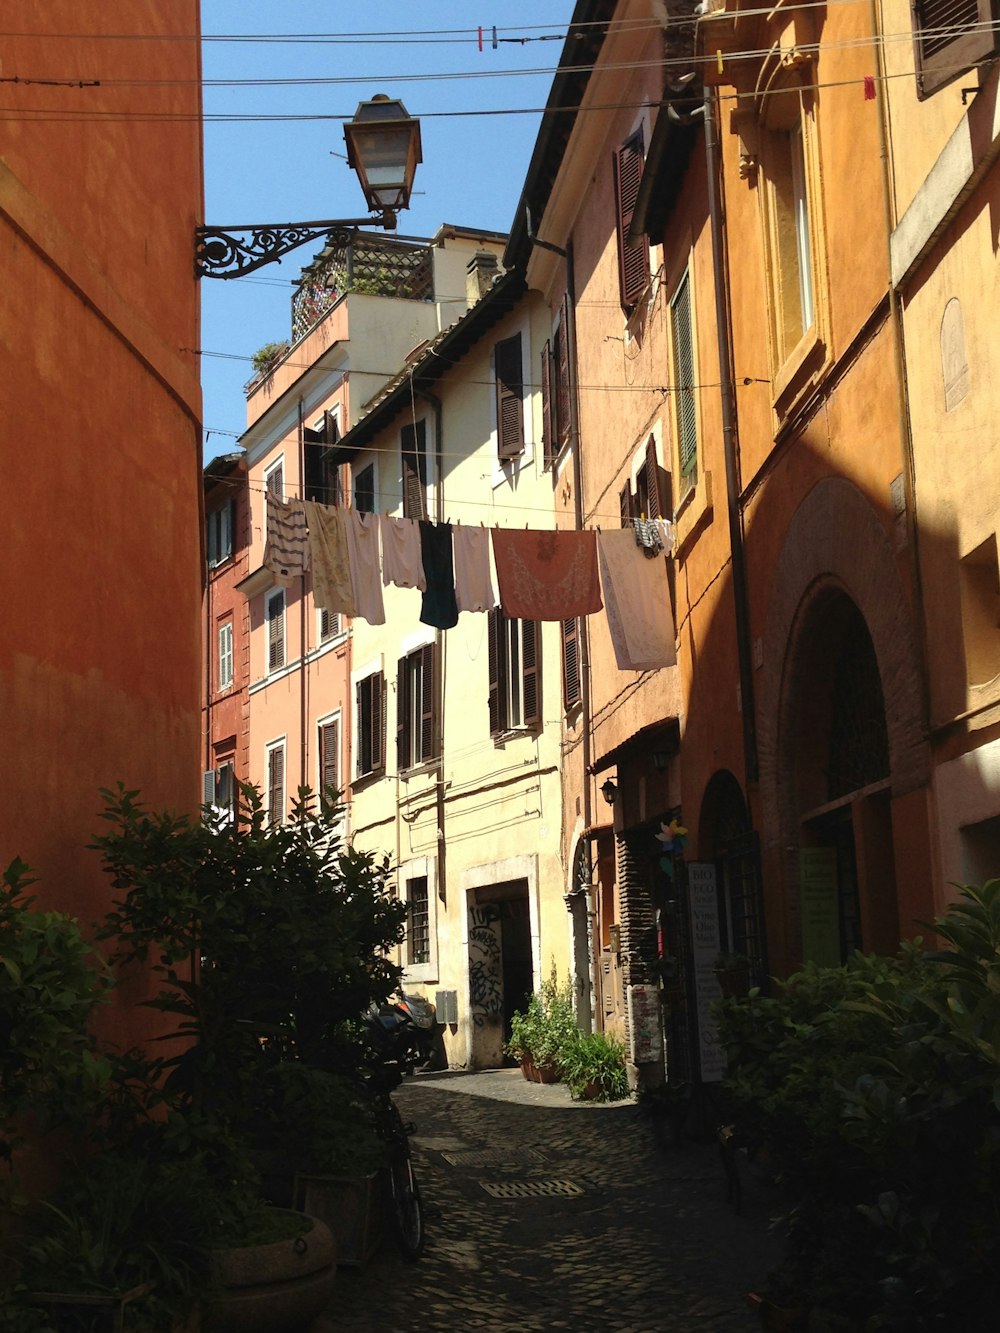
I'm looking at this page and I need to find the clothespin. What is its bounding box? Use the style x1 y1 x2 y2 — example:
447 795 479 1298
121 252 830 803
863 75 876 101
492 25 498 50
477 25 483 52
716 50 724 76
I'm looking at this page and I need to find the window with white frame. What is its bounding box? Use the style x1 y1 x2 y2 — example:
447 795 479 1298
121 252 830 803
201 759 236 822
396 642 436 770
266 741 285 825
355 669 386 779
487 608 541 735
401 857 437 983
265 589 285 673
207 502 234 567
218 621 234 691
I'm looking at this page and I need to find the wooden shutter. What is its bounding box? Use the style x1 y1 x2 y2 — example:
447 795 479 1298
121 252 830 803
401 420 427 520
495 334 524 460
914 0 996 97
268 745 284 823
541 339 554 467
521 620 541 727
267 593 285 671
304 426 324 502
620 482 633 528
396 654 411 769
556 295 572 448
643 436 666 520
420 642 435 762
614 131 649 308
487 607 504 735
372 671 385 773
562 617 581 711
202 769 216 807
671 271 698 480
319 719 339 799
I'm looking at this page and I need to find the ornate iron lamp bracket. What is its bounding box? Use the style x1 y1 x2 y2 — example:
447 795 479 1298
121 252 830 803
194 218 381 279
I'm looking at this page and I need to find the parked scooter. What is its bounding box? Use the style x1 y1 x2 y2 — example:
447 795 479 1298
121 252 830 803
368 990 438 1071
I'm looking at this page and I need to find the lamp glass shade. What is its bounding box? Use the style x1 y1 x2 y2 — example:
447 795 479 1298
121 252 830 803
344 97 422 213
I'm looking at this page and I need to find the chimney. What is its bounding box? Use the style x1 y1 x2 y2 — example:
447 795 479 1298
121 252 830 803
466 250 500 306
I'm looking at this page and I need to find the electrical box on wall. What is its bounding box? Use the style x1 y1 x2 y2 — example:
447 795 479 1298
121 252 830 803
435 989 458 1025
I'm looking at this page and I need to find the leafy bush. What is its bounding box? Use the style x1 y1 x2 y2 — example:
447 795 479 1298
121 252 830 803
558 1031 629 1102
505 968 576 1071
714 882 1000 1328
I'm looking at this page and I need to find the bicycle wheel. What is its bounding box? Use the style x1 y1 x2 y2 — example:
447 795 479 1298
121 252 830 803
386 1150 425 1260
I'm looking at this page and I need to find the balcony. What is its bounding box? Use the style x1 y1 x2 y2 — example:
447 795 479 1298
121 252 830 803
291 234 434 343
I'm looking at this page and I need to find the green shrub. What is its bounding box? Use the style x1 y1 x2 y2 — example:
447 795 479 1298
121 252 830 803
505 967 576 1070
558 1031 629 1102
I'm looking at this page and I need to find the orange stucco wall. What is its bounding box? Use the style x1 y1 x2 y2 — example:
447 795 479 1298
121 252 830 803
1 4 203 1052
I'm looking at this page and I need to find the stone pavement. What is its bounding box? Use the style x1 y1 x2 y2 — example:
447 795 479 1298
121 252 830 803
314 1068 782 1333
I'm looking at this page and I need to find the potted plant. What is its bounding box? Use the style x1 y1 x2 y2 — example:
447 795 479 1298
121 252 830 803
557 1031 629 1102
713 951 752 999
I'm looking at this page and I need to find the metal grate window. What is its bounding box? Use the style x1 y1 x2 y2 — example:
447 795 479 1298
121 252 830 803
407 875 430 965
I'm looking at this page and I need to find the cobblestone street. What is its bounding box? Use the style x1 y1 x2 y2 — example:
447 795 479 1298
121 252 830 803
315 1069 782 1333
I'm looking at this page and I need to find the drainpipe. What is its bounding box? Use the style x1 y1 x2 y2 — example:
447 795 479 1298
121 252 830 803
703 87 759 785
416 384 447 910
297 399 309 795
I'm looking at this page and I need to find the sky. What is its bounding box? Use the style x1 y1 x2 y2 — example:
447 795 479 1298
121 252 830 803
199 3 578 459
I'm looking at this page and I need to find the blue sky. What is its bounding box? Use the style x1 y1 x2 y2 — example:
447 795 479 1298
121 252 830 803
199 3 577 457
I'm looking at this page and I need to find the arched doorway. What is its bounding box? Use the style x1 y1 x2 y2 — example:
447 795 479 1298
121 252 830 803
699 770 767 987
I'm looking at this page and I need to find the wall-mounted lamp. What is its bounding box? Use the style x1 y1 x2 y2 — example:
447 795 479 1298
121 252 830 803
195 94 423 279
601 778 619 806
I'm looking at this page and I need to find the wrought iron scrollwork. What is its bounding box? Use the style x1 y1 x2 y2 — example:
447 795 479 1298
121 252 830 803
194 220 371 279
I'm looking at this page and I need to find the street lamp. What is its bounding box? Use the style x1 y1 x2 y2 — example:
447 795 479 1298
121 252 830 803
195 95 422 280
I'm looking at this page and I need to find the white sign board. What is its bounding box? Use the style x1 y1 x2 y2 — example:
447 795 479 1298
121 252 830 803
627 984 662 1065
687 862 726 1083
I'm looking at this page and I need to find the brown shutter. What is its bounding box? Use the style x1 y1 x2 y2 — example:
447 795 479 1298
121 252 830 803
487 607 503 735
620 482 633 529
396 655 410 769
614 131 649 308
643 436 663 520
562 617 581 711
372 671 385 773
268 594 285 671
914 0 996 97
319 720 339 798
401 420 427 520
521 620 541 727
268 745 284 823
556 295 571 448
541 339 554 467
420 642 435 761
495 334 524 460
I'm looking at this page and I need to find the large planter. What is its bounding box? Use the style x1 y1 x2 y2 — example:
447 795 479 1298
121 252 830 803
293 1172 382 1267
205 1210 336 1333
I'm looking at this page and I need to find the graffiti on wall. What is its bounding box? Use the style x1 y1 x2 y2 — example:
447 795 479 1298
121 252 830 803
468 905 503 1029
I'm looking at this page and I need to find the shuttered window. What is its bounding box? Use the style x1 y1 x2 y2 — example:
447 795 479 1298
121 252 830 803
671 269 698 486
218 621 234 690
267 743 285 824
635 436 671 521
356 671 386 778
913 0 996 98
354 462 376 513
614 130 649 309
487 608 542 735
318 718 340 801
266 590 285 673
562 617 581 712
406 875 431 965
494 333 525 460
319 607 340 642
541 339 555 467
401 419 428 520
207 501 234 567
396 643 436 770
304 410 341 505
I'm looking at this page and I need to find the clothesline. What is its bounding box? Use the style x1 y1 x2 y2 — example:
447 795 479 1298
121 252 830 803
264 499 676 671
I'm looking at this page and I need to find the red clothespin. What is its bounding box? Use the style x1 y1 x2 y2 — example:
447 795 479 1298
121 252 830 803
863 75 876 101
478 25 483 52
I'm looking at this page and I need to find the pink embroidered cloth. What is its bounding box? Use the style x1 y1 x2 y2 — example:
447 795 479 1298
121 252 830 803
491 528 602 621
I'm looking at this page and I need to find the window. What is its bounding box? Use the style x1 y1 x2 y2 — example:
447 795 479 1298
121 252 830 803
266 742 285 824
541 297 572 467
304 409 341 505
318 716 340 801
614 128 649 309
265 461 284 499
207 502 233 567
670 270 698 491
913 0 997 98
401 420 428 520
354 462 376 514
621 436 670 523
202 760 235 820
494 333 525 461
488 609 541 735
266 589 285 673
406 875 431 966
318 606 340 643
562 617 581 712
397 643 436 770
218 621 234 691
356 670 386 779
